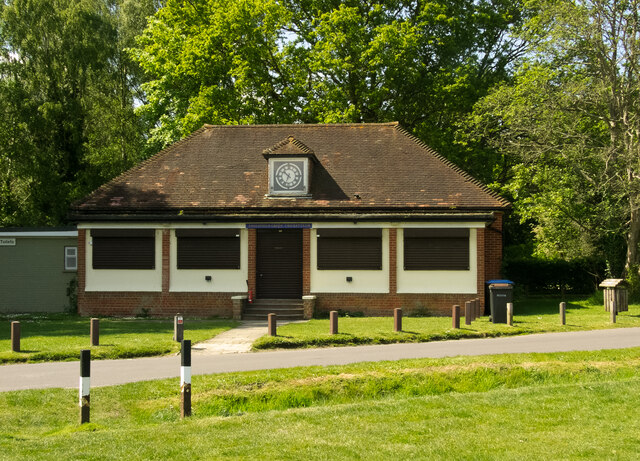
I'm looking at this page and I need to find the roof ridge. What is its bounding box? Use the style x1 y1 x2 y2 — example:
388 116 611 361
203 122 400 129
393 125 511 208
72 126 212 209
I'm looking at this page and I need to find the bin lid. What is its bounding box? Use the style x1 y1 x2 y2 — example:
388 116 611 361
599 278 627 288
486 279 514 285
489 283 513 289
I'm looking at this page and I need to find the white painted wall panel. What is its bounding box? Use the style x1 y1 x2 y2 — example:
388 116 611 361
169 229 248 292
310 228 389 293
396 228 477 294
84 229 162 292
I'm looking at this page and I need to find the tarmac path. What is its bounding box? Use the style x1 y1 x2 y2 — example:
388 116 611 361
2 327 640 392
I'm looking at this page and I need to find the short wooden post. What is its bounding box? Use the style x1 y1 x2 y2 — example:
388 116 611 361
465 301 472 326
452 305 460 329
79 349 90 424
90 318 99 346
560 302 566 326
174 314 184 342
393 308 402 332
11 321 20 352
268 313 277 336
475 298 482 318
330 310 338 335
180 340 191 418
610 299 617 324
507 302 513 326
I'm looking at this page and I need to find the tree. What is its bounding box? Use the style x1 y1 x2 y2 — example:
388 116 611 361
0 0 159 226
471 0 640 275
133 0 525 169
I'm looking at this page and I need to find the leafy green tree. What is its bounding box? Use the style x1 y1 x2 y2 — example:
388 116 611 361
471 0 640 275
0 0 159 226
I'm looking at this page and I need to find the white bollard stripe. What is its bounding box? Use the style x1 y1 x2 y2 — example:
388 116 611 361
79 376 90 404
180 366 191 386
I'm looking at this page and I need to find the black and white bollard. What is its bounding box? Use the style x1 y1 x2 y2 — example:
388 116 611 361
79 349 90 424
180 339 191 418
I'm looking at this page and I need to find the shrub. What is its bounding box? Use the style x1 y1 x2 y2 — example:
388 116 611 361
503 256 605 295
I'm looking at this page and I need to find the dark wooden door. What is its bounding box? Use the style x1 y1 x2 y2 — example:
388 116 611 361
256 229 302 299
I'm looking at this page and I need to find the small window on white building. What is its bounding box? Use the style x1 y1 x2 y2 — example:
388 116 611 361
65 246 78 271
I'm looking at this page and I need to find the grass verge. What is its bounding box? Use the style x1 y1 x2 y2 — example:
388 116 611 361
1 347 640 459
253 296 640 349
0 314 237 364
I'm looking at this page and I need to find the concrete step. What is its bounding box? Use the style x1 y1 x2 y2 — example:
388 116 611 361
243 299 305 320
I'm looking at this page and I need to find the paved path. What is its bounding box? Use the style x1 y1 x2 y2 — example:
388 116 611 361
2 327 640 392
193 320 304 354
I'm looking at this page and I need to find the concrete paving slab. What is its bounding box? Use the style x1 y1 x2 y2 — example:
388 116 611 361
192 320 307 354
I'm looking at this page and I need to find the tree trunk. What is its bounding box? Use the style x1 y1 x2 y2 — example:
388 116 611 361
624 201 640 277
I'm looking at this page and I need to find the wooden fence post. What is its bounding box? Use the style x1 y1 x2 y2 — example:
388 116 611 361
330 311 338 335
610 299 617 324
11 321 20 352
268 313 277 336
507 303 513 326
452 305 460 329
90 318 99 346
560 302 566 326
393 308 402 332
174 314 184 342
465 301 472 326
79 350 90 424
181 340 191 418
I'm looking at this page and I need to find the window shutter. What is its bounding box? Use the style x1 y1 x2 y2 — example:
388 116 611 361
404 228 469 270
92 230 155 269
176 229 240 269
317 229 382 270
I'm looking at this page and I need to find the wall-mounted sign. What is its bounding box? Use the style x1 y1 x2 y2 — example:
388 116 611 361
0 238 16 246
246 223 312 229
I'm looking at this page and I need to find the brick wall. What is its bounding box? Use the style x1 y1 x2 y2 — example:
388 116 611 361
313 293 481 316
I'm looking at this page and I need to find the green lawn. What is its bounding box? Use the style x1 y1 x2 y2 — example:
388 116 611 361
0 314 237 364
254 295 640 349
1 348 640 459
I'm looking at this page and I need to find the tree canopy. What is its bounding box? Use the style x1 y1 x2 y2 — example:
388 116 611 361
133 0 525 165
471 0 640 276
0 0 158 226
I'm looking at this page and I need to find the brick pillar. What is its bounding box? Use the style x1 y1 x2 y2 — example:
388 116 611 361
302 228 311 295
388 228 397 294
77 229 86 315
231 296 247 320
302 295 316 319
485 212 503 281
247 229 256 296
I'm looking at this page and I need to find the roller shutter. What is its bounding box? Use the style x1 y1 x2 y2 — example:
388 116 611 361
404 228 469 270
92 229 155 269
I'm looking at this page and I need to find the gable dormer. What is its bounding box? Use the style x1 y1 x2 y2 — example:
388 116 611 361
263 136 317 197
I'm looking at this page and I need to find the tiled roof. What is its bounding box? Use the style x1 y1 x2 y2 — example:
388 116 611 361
73 123 509 217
